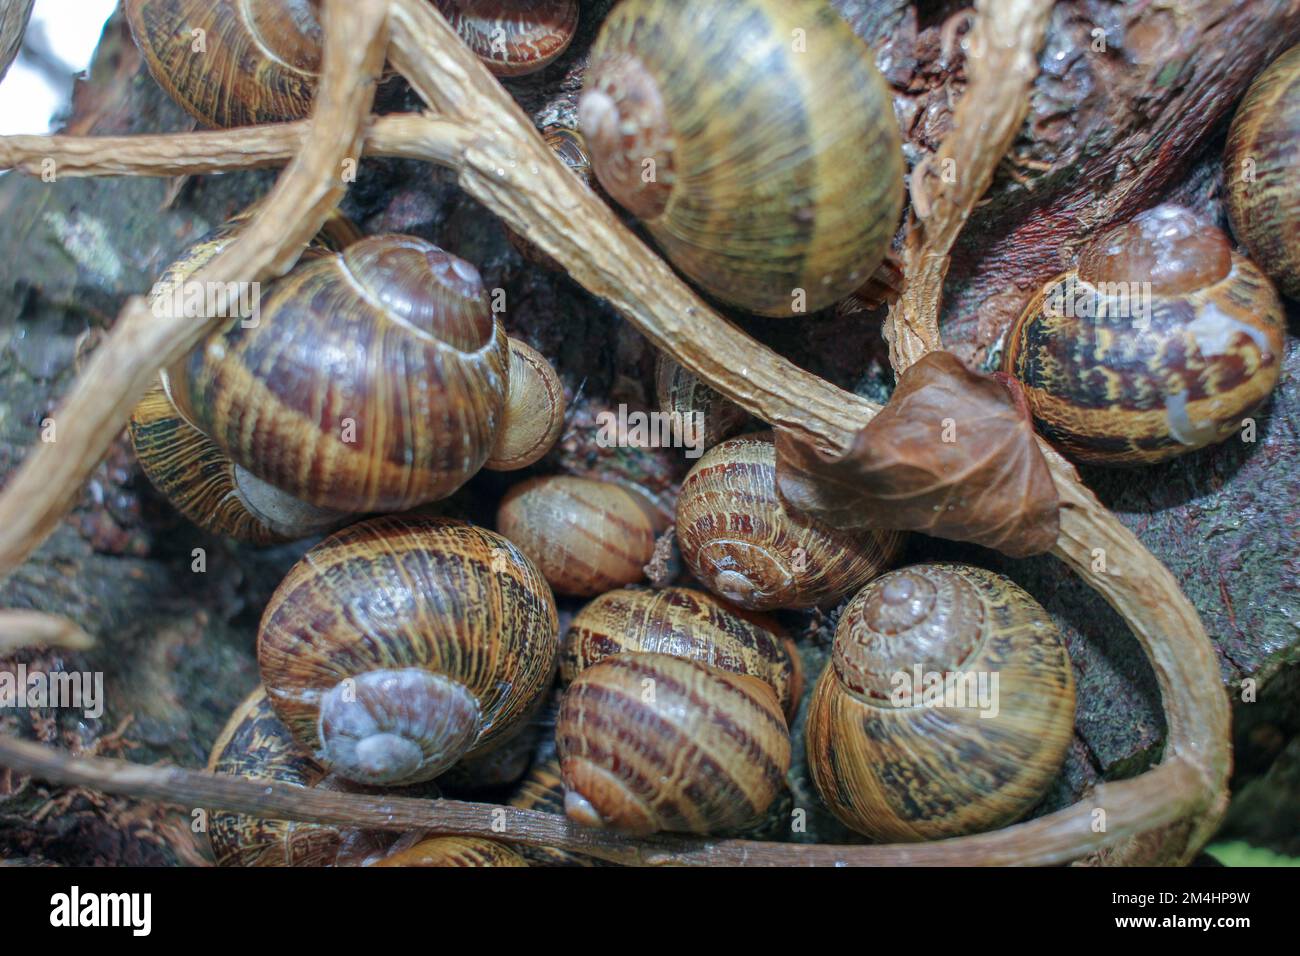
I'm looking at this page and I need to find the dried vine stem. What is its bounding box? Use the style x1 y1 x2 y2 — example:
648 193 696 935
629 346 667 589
0 0 1229 865
0 0 389 579
0 610 93 654
885 0 1054 373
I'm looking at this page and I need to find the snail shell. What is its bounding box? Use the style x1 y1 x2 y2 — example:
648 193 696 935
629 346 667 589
434 0 579 77
557 652 791 835
676 432 902 610
560 586 803 721
1003 205 1286 465
654 354 749 452
805 563 1076 842
258 515 559 786
1226 43 1300 298
485 338 566 471
130 381 344 544
167 235 509 512
496 475 666 596
371 834 528 867
207 687 442 867
579 0 903 316
507 755 604 867
125 0 322 128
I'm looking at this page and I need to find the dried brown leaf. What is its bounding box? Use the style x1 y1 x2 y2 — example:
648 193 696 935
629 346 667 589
775 351 1059 557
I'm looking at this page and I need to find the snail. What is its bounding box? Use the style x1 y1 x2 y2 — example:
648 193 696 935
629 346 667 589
507 756 604 867
125 0 323 128
557 652 791 835
560 586 803 721
676 432 902 610
130 215 359 543
507 127 595 270
370 834 528 867
258 515 559 786
654 354 749 452
805 563 1076 842
207 687 447 867
496 475 666 596
1003 204 1286 465
579 0 903 317
485 338 566 471
166 234 509 512
1226 43 1300 298
434 0 579 78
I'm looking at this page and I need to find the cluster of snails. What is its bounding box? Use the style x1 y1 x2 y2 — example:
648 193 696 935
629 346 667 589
123 0 1300 864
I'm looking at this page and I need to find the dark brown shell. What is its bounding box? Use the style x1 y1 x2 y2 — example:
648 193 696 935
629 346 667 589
557 653 791 835
654 354 749 452
125 0 321 128
258 516 559 786
559 586 803 721
676 432 901 610
167 235 509 512
1003 206 1286 466
580 0 903 316
805 564 1075 842
434 0 578 77
1226 43 1300 299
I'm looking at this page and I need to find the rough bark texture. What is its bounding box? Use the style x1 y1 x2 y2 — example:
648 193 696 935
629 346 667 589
0 1 1295 863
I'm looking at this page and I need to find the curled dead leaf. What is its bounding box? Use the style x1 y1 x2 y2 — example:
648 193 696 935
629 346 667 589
774 351 1059 557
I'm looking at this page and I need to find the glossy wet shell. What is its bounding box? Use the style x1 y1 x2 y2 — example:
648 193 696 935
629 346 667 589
557 653 791 835
168 235 509 512
434 0 579 77
805 564 1076 842
677 432 901 609
581 0 902 316
559 586 803 720
258 516 559 780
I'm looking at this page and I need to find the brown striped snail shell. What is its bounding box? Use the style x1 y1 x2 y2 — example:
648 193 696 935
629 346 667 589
166 234 509 513
130 380 344 544
370 834 528 867
560 586 803 721
507 756 604 867
125 0 322 128
654 354 749 452
258 515 559 786
496 475 666 596
557 653 791 835
579 0 903 316
207 687 443 867
485 338 566 471
1003 205 1286 466
805 563 1076 842
434 0 579 78
676 432 902 610
1226 43 1300 298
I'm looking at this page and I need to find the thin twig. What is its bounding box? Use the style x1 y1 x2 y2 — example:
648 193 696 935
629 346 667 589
0 610 94 653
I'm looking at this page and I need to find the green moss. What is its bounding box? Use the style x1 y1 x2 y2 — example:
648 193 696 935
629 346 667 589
1206 841 1300 867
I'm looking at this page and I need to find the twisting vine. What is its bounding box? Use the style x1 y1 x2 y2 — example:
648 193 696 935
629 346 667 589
0 0 1229 866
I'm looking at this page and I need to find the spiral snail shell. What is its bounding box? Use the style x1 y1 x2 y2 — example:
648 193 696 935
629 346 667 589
1003 204 1285 465
805 563 1076 842
166 234 509 512
676 432 902 610
496 475 666 596
485 338 566 471
434 0 579 78
654 354 749 452
579 0 903 316
557 652 791 835
125 0 323 128
1226 43 1300 298
560 586 803 721
258 515 558 786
